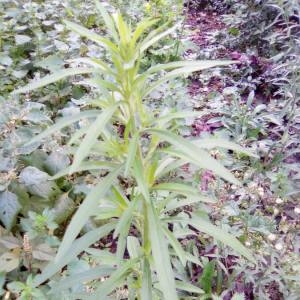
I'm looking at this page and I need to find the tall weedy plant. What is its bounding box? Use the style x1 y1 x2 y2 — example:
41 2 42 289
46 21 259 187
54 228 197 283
14 1 256 298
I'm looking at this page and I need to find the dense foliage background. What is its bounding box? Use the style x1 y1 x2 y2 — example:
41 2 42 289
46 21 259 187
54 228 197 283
0 0 299 299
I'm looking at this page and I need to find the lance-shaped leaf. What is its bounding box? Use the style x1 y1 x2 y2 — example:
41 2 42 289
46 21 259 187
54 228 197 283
50 161 118 179
147 129 240 185
55 167 122 262
13 68 97 94
64 20 119 53
143 61 235 97
86 259 139 300
69 103 119 174
23 110 99 146
152 182 214 204
177 216 255 263
192 138 258 157
52 266 115 292
33 222 116 287
147 202 178 300
94 0 119 42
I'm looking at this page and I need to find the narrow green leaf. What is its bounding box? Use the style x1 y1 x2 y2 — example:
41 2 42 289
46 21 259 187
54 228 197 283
187 217 255 263
144 61 234 97
87 259 138 300
147 60 235 74
152 182 214 203
164 196 215 212
162 226 187 265
24 110 99 146
50 161 117 179
175 280 204 294
94 0 119 42
140 23 180 53
33 222 116 287
148 129 240 185
133 158 150 202
147 203 178 300
68 57 113 74
55 167 122 262
69 104 119 174
13 68 97 94
192 138 258 157
127 236 142 259
114 198 138 261
124 132 139 177
154 111 205 127
51 266 115 292
131 19 159 47
141 258 152 300
64 20 118 53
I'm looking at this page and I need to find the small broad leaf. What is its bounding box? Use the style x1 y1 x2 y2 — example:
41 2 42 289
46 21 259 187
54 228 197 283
232 293 246 300
32 244 56 261
0 191 21 230
19 167 56 199
15 34 31 45
52 193 76 224
0 252 20 272
45 151 70 175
